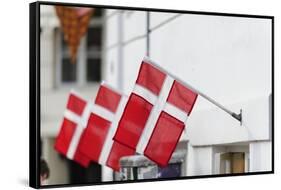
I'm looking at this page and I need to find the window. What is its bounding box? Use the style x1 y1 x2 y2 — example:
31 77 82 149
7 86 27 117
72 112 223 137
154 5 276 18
56 10 103 87
214 145 249 174
61 40 77 82
86 27 102 82
219 152 246 174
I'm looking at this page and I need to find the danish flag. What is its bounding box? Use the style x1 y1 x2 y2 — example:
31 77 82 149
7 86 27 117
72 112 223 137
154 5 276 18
54 91 92 167
79 83 135 171
113 58 198 167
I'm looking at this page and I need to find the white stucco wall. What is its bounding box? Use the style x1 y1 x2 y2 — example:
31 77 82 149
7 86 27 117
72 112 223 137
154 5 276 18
187 145 213 175
149 13 271 102
249 141 272 172
186 95 271 146
103 10 120 89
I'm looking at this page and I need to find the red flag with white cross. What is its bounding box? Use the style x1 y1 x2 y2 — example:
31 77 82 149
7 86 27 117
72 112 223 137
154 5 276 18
113 57 198 167
54 91 92 167
79 83 135 171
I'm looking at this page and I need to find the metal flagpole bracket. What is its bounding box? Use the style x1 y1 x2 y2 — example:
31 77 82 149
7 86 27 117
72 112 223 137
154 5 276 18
231 109 242 125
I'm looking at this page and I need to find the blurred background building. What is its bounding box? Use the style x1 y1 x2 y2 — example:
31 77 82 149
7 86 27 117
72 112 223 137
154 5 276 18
40 4 272 185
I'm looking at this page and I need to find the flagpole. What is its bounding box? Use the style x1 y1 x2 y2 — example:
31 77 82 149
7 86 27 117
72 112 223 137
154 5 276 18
143 56 242 124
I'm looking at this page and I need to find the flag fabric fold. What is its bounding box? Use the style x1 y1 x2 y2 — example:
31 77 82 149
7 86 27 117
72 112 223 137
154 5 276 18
113 58 198 167
54 91 92 167
79 84 135 171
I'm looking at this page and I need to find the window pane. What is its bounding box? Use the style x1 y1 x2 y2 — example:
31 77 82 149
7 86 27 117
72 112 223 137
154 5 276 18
87 27 102 48
87 59 101 82
158 163 181 178
62 58 77 82
61 33 71 58
93 8 103 18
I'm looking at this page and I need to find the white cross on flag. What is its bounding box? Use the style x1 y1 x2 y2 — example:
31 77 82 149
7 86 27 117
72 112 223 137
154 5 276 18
54 91 92 167
113 58 198 167
79 84 135 171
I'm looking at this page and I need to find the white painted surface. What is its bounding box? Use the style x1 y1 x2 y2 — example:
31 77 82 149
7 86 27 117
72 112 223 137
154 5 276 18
122 11 146 42
150 15 271 103
104 10 119 48
150 12 179 29
103 11 123 89
187 145 213 175
250 141 272 172
122 40 146 94
103 47 119 88
186 95 271 145
101 166 113 182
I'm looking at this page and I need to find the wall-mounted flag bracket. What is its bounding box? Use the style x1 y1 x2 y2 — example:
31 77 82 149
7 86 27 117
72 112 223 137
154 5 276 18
231 109 242 125
192 86 243 124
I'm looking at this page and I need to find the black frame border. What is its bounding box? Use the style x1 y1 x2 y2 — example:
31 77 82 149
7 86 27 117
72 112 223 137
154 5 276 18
29 1 274 189
30 2 41 188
